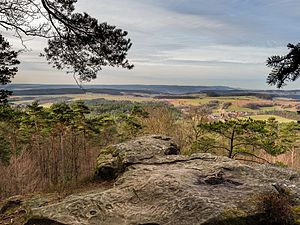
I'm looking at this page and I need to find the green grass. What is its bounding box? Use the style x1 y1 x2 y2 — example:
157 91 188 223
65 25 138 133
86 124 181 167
228 106 282 113
11 93 156 107
241 115 296 123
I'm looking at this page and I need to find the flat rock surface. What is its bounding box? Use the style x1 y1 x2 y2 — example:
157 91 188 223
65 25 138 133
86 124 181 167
1 136 300 225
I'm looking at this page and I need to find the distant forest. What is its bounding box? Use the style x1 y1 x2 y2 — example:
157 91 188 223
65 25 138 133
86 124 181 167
8 85 300 100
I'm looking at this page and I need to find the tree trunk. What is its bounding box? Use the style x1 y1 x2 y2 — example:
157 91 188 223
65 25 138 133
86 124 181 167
228 129 235 158
60 130 65 183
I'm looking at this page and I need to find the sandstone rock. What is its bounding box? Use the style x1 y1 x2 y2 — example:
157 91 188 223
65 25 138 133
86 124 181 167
95 135 180 180
1 136 300 225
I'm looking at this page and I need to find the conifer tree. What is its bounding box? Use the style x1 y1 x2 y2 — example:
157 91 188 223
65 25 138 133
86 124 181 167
0 0 133 101
196 118 299 161
0 35 20 104
267 43 300 88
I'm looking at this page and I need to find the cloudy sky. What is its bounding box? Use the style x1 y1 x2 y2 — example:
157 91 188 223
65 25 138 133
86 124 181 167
9 0 300 89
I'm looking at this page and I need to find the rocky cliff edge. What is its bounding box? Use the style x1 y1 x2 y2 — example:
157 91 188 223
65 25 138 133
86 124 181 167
1 135 300 225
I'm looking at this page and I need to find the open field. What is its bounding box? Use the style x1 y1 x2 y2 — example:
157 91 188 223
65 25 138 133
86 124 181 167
10 91 300 122
168 95 299 111
10 93 157 107
240 115 297 123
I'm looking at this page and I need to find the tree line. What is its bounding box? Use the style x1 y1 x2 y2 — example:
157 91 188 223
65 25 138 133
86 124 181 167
0 101 145 198
0 99 299 199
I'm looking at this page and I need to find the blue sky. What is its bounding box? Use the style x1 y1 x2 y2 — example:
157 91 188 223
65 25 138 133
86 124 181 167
10 0 300 89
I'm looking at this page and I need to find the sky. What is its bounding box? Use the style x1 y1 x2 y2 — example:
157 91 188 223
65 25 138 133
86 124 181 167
7 0 300 89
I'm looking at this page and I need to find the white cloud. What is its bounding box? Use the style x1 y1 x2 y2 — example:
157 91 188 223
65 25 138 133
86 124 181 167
2 0 299 89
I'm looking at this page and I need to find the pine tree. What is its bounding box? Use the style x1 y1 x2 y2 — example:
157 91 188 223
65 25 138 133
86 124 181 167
267 43 300 88
0 35 20 103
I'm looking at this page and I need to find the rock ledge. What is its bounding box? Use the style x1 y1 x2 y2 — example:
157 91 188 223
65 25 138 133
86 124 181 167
1 136 300 225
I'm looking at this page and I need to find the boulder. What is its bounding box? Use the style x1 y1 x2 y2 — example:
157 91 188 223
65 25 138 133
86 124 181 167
95 135 180 180
1 136 300 225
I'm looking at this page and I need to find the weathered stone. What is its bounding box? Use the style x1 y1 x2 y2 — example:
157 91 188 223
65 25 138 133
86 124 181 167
95 135 180 180
2 136 300 225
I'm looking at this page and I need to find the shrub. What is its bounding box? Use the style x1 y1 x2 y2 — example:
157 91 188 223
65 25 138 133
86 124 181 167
254 190 295 225
206 189 300 225
222 102 232 110
244 103 274 110
206 100 220 110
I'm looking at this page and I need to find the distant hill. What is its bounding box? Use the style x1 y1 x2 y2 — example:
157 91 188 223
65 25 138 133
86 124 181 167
5 84 300 100
7 84 236 94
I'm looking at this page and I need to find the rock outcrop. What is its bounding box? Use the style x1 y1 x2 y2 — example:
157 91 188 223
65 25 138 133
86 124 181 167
1 135 300 225
95 135 180 180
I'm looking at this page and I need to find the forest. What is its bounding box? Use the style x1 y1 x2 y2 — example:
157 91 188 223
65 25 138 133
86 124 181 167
0 99 299 200
1 1 300 224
